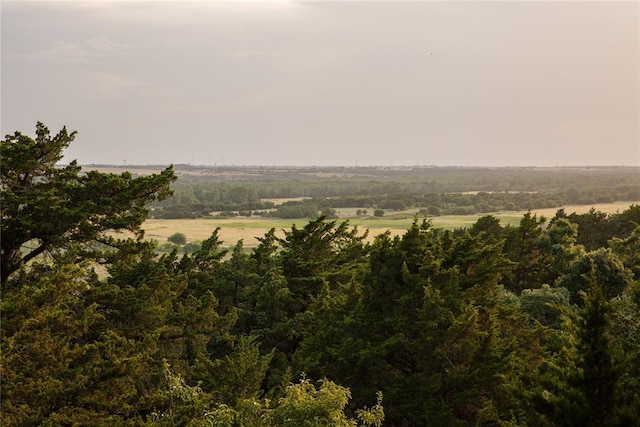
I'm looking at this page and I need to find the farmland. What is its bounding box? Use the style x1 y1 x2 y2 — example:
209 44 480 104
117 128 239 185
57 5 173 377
143 201 639 247
86 164 640 247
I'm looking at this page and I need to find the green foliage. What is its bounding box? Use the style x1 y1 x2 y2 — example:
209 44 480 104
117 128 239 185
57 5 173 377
609 225 640 281
168 232 188 245
183 241 202 254
270 201 320 219
558 249 632 305
1 122 176 284
205 377 384 427
469 215 505 241
208 335 274 405
271 377 358 426
503 212 547 292
519 285 570 328
538 218 585 285
1 263 166 425
148 360 212 425
565 205 640 251
293 220 537 425
525 271 640 426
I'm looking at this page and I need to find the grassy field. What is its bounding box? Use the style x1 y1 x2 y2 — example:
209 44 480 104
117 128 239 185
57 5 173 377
142 201 638 248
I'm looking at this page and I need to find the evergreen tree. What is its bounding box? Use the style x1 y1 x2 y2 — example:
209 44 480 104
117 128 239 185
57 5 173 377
295 220 537 425
527 267 639 426
1 262 178 425
1 122 176 285
557 249 632 306
503 212 547 292
537 218 584 286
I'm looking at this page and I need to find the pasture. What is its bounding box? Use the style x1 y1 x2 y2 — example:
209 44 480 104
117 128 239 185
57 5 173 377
142 201 638 248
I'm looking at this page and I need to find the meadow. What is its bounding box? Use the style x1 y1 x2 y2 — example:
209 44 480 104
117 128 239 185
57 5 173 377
143 201 638 247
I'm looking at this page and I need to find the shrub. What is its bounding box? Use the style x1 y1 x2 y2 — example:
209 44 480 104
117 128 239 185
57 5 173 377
168 232 187 245
183 242 202 253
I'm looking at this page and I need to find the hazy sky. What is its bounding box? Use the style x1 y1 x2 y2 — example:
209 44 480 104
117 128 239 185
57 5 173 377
2 1 639 166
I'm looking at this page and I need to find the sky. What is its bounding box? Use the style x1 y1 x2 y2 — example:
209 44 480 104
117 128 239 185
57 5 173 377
2 0 639 167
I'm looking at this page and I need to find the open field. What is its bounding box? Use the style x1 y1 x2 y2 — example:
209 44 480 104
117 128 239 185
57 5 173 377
142 201 638 247
143 217 410 246
526 201 637 218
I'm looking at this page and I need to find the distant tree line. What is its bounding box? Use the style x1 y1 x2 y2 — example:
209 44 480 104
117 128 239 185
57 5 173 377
165 165 640 198
149 167 639 219
152 189 637 220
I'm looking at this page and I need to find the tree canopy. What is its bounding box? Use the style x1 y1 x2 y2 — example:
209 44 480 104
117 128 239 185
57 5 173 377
1 122 176 284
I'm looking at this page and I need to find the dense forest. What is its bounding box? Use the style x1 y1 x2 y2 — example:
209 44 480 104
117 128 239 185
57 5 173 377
146 164 640 219
2 124 640 426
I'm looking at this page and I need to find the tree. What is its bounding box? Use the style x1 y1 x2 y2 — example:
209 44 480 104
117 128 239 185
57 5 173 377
503 212 547 292
207 376 384 427
528 271 639 426
271 377 384 427
566 208 610 251
1 122 176 285
519 284 570 329
537 218 584 286
0 261 184 425
294 220 531 425
321 207 339 219
278 217 367 316
0 240 240 425
469 215 505 242
168 232 187 245
609 225 640 281
373 209 384 217
557 249 632 306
